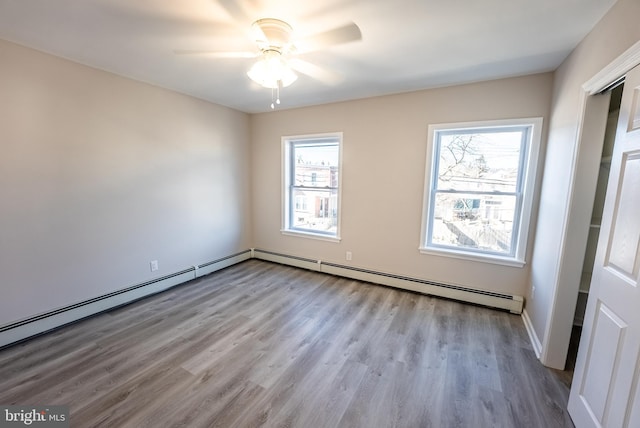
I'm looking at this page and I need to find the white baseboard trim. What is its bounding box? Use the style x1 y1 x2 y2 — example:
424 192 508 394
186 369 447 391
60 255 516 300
0 250 251 349
522 308 543 358
253 249 524 314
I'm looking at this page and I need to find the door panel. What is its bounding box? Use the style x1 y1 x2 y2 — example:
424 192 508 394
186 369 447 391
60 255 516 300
580 303 627 422
630 88 640 131
606 153 640 278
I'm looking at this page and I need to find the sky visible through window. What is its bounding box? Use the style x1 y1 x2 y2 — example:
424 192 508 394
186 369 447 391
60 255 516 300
295 144 339 168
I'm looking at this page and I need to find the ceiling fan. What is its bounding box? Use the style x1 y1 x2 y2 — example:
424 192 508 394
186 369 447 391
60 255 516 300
174 17 362 109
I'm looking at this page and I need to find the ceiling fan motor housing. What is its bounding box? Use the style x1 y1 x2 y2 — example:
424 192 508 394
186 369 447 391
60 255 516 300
252 18 293 52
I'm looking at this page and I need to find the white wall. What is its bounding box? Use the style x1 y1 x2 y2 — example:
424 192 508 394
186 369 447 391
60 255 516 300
527 0 640 368
0 39 251 327
250 73 553 298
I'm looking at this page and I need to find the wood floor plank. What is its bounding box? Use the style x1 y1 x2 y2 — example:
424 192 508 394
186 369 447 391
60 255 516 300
71 364 196 427
0 260 575 427
133 350 267 427
293 358 368 428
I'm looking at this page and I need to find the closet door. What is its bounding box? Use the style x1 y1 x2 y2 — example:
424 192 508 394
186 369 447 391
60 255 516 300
568 65 640 427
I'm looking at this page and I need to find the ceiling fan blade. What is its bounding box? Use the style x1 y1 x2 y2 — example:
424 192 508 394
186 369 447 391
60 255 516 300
97 2 234 35
295 22 362 53
288 59 343 85
173 49 258 58
216 0 257 24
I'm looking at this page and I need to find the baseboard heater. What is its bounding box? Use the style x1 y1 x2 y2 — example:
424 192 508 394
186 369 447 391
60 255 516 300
0 250 252 349
252 249 523 314
1 248 523 349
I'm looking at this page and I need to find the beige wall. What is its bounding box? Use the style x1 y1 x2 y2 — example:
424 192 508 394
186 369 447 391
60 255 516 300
527 0 640 368
0 40 251 326
250 73 553 297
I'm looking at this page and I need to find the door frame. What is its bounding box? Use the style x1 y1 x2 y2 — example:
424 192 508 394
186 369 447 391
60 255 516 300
541 39 640 368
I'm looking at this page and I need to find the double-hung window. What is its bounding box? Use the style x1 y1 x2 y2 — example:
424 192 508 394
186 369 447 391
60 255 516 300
420 118 542 266
282 133 342 241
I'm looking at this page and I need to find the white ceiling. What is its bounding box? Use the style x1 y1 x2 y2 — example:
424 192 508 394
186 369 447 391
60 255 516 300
0 0 617 113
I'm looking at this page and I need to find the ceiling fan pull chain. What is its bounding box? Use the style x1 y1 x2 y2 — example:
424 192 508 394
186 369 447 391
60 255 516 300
269 82 283 109
271 87 275 109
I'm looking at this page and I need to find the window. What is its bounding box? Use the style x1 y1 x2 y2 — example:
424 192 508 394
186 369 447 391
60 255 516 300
420 118 542 266
282 133 342 240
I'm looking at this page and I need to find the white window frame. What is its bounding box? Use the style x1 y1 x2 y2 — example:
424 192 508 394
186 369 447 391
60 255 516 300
282 132 343 242
419 118 542 267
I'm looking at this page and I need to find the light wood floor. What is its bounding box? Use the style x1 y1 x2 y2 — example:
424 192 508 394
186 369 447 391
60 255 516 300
0 260 575 427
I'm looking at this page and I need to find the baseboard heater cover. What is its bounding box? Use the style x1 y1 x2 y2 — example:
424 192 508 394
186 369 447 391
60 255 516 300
252 249 523 314
0 250 251 349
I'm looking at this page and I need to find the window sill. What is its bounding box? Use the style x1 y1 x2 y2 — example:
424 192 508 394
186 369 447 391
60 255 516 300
281 229 341 243
419 247 525 268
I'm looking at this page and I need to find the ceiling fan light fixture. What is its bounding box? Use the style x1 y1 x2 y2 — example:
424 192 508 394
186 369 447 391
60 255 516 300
247 50 297 89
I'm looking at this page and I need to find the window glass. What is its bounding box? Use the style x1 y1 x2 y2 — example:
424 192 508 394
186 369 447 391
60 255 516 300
283 135 341 239
437 131 522 193
421 119 542 265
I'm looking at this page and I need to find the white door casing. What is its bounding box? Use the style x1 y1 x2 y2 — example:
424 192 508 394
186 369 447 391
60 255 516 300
568 65 640 427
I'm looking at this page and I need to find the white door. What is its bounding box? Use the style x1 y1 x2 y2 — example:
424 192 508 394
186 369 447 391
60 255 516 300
568 65 640 427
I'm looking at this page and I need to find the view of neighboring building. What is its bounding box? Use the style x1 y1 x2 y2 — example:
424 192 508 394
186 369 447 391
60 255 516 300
429 128 527 255
291 148 339 234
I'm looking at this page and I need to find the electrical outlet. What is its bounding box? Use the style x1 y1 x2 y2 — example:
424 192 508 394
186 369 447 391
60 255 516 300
531 286 535 299
346 251 352 261
150 260 159 272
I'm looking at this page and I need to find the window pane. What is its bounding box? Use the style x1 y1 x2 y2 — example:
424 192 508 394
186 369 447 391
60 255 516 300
437 131 523 193
291 188 338 234
293 144 339 187
284 135 341 239
431 193 517 254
